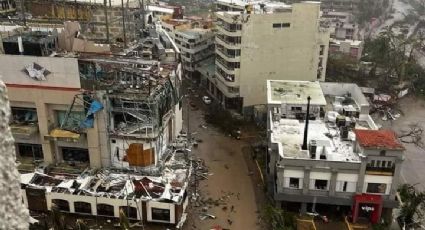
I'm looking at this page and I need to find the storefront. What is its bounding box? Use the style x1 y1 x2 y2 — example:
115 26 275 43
352 194 383 224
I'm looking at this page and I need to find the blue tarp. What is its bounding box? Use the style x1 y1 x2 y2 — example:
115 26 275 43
80 100 103 128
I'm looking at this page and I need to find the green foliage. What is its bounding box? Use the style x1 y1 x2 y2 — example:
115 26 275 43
398 184 425 227
372 222 388 230
262 205 296 230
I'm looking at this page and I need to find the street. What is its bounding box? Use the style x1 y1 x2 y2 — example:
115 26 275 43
181 88 265 230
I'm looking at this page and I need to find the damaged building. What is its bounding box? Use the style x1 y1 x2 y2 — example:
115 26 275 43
266 80 404 224
0 21 183 172
20 150 191 226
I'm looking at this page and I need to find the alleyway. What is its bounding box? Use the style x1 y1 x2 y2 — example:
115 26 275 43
182 88 265 230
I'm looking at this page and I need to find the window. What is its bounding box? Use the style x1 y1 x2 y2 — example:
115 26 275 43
319 45 325 55
97 204 114 216
387 161 392 168
291 107 302 111
380 150 386 156
52 199 70 212
56 110 85 129
336 181 356 192
61 147 89 163
17 143 43 160
120 206 138 219
273 23 282 28
74 202 92 214
289 178 300 189
151 208 170 221
11 107 38 125
273 23 291 28
314 180 328 190
366 183 387 194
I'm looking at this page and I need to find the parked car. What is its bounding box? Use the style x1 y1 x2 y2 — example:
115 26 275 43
202 96 212 105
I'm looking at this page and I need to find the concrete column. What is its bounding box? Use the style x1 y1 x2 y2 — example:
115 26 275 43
114 205 120 218
92 201 97 215
303 167 311 195
36 102 55 163
329 169 338 196
69 201 75 213
300 202 307 214
390 158 403 199
357 159 367 193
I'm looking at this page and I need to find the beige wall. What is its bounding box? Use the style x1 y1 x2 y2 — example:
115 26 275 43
237 3 329 107
1 55 102 168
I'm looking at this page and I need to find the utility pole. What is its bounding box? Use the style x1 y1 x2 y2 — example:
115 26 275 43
121 0 127 48
104 0 110 43
20 0 26 26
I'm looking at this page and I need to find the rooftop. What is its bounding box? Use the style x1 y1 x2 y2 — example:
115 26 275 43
267 80 327 106
354 129 405 151
217 0 293 13
271 118 362 161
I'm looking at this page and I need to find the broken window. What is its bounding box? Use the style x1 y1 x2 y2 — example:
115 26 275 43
11 107 38 125
289 178 300 189
366 183 387 194
56 110 85 129
61 147 89 163
52 199 70 212
314 180 328 190
17 143 43 160
319 45 325 55
97 204 114 216
151 208 170 222
120 206 138 219
74 202 92 214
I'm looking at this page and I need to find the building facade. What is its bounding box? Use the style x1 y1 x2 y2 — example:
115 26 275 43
266 80 404 224
1 26 183 171
161 18 215 81
207 0 329 113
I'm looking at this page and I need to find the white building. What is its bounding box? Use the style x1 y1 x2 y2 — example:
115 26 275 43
207 0 329 113
266 80 404 224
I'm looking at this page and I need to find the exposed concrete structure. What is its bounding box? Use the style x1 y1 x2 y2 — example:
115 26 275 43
207 0 329 113
1 25 183 172
20 149 191 226
266 80 404 224
0 80 30 230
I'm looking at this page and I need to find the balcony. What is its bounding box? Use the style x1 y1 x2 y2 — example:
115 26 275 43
215 36 241 50
11 124 39 139
366 166 395 176
216 47 240 62
216 25 241 37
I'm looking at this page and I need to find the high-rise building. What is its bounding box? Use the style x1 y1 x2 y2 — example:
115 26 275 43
206 0 329 113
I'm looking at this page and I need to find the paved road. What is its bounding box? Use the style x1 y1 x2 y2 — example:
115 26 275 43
181 92 264 230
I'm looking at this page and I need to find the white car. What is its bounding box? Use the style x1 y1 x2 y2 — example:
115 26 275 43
202 96 212 105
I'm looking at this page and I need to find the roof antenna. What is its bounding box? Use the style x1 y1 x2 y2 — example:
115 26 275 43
302 96 311 150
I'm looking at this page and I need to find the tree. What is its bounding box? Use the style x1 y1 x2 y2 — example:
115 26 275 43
398 184 425 228
262 205 296 230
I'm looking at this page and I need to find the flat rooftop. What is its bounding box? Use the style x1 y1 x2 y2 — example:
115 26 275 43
271 119 361 162
267 80 327 106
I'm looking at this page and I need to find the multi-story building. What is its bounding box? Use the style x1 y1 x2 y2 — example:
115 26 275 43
266 80 404 224
321 11 359 40
161 18 215 82
0 0 15 16
329 38 363 60
1 24 183 172
208 0 329 113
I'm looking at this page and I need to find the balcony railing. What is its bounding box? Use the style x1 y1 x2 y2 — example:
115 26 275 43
366 166 395 175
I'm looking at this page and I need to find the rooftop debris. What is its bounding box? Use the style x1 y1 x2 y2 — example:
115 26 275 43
354 129 405 150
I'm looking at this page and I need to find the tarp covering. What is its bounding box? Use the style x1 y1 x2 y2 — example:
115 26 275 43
80 100 103 128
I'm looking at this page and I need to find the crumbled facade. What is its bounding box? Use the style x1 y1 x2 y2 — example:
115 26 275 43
0 22 183 172
266 80 404 224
